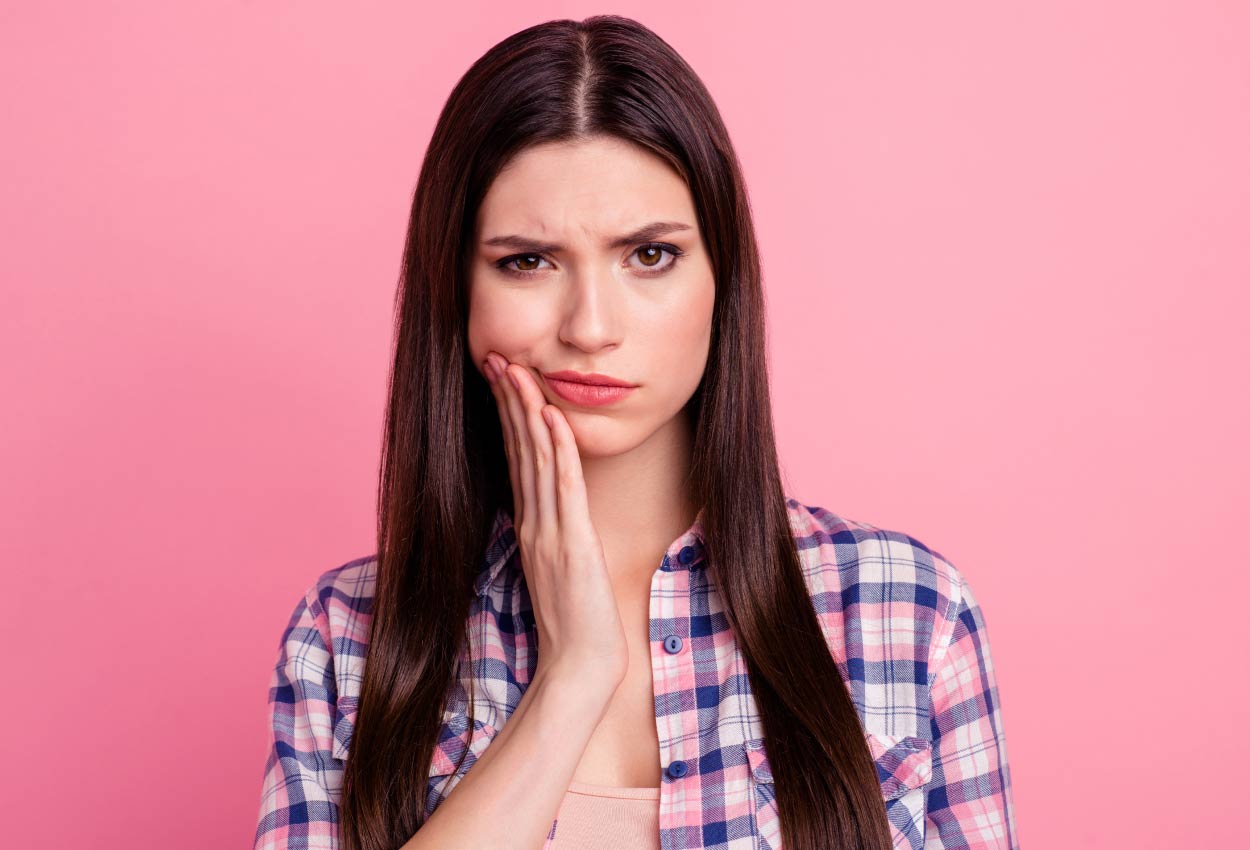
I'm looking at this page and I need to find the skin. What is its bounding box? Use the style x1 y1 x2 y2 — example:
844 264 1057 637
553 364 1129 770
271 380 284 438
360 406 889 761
466 135 716 593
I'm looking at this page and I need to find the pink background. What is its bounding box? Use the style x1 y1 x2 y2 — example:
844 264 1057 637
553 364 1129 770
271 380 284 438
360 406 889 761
3 2 1246 847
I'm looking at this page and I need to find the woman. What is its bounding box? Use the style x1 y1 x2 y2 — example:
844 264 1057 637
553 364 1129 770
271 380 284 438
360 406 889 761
252 15 1018 850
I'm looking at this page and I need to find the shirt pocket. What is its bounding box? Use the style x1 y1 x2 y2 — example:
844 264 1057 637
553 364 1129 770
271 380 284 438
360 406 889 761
332 693 359 762
743 731 933 850
424 713 500 817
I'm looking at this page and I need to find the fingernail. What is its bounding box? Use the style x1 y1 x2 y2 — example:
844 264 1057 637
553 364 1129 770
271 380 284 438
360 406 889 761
506 367 520 390
483 358 496 383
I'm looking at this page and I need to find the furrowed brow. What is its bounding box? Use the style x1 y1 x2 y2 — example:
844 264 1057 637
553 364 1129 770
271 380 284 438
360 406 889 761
481 221 693 253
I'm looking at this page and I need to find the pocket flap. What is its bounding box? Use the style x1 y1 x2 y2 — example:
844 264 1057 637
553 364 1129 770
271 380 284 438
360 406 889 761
743 731 932 801
331 694 359 762
744 738 773 783
864 732 932 800
430 715 498 777
424 715 499 819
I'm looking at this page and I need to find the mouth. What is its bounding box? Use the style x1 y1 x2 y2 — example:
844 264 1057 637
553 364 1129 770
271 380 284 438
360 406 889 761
540 370 638 388
541 374 639 407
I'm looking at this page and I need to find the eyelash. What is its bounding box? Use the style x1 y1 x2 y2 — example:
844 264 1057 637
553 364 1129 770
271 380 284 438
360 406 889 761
493 242 686 278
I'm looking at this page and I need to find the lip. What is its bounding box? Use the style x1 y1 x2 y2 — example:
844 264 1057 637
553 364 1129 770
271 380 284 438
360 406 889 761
541 370 637 387
542 375 638 407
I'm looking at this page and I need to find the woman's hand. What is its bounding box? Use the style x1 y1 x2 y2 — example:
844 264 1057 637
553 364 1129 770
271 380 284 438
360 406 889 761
482 351 630 690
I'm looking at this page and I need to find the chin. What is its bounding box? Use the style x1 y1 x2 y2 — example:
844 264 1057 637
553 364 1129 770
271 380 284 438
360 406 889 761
560 413 648 460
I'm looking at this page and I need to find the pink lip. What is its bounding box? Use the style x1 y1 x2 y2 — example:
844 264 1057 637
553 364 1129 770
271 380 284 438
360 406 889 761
542 370 637 387
543 376 638 407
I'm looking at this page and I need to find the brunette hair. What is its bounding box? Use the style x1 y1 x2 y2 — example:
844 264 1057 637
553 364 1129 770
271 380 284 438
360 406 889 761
341 14 893 850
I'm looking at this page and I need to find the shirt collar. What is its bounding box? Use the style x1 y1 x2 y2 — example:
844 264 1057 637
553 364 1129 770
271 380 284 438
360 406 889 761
474 503 708 598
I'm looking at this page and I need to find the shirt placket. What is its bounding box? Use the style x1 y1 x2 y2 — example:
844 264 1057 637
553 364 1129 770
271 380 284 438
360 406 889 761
651 548 700 849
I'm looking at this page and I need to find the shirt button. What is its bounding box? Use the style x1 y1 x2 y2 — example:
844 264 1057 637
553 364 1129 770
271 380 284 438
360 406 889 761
678 546 695 565
666 760 689 779
663 635 683 654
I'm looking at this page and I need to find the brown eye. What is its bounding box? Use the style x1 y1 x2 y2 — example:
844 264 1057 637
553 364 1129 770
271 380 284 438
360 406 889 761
636 246 663 267
629 243 684 274
495 253 553 276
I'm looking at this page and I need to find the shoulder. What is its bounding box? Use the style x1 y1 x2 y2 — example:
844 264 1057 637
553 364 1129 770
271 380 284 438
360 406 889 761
786 497 963 618
783 497 971 686
305 552 378 634
278 554 378 712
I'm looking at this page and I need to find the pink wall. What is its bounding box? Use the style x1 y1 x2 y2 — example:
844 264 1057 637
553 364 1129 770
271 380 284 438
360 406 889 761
3 2 1246 847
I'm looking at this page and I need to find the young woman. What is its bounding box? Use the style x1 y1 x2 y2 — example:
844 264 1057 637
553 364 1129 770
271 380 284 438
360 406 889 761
252 15 1018 850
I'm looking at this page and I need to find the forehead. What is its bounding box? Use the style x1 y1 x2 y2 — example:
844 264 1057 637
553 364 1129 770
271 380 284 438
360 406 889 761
475 137 696 242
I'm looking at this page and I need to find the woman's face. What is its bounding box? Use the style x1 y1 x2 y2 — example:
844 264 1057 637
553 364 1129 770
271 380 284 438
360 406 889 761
467 136 716 459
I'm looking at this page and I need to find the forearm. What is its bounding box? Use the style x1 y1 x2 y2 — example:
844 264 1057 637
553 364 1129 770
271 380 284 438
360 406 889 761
398 664 617 850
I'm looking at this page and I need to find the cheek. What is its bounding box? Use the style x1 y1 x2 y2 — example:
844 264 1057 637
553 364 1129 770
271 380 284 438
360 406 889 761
467 290 547 366
663 280 714 368
629 285 713 409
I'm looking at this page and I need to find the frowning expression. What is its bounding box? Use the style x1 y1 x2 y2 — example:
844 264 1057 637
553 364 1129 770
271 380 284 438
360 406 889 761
467 135 716 459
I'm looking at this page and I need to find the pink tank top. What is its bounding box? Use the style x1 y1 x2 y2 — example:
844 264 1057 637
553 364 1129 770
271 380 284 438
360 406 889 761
548 780 662 849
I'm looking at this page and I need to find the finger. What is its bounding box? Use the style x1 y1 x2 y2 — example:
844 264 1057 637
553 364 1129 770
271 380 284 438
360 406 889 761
486 355 522 523
498 361 537 532
509 365 559 542
492 354 527 528
544 405 592 535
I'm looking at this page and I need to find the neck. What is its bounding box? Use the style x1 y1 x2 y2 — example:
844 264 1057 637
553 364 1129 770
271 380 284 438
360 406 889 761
578 411 699 587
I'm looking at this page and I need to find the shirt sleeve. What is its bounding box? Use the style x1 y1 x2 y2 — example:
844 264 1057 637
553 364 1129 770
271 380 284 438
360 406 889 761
924 571 1020 849
253 586 343 850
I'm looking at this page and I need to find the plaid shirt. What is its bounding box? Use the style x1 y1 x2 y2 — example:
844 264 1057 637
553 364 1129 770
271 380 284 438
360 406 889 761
253 496 1019 850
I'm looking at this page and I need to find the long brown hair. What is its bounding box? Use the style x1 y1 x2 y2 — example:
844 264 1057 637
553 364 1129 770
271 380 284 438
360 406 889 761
341 14 892 850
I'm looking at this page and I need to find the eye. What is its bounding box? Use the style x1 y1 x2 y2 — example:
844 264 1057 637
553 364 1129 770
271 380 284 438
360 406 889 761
493 243 686 279
627 242 685 274
495 253 553 275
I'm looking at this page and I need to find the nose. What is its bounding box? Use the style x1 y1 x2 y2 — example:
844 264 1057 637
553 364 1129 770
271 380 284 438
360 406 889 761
556 267 626 352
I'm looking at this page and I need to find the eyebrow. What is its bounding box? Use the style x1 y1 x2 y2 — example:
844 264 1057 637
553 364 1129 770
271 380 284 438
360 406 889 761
481 221 694 254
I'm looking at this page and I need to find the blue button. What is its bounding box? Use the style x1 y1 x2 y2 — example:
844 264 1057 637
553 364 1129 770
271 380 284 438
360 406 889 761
663 635 683 654
677 546 695 565
666 760 689 779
